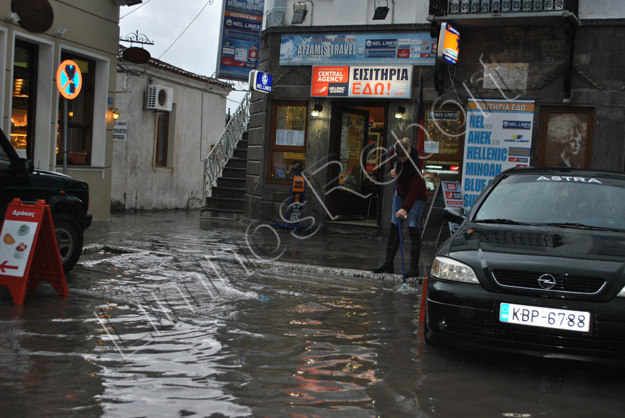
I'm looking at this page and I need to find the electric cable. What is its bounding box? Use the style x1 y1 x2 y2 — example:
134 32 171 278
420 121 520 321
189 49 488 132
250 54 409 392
135 0 214 77
120 0 153 19
158 0 214 60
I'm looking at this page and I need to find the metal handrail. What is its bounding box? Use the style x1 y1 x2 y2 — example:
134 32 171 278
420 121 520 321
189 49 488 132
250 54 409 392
202 92 250 202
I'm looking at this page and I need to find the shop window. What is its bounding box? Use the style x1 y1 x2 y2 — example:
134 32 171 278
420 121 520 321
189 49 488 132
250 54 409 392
11 40 38 159
537 107 594 168
422 107 465 193
56 53 95 166
268 101 308 183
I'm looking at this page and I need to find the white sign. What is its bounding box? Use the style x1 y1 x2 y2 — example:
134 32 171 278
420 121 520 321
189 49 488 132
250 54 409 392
113 120 128 142
424 141 440 154
0 220 38 277
311 65 413 99
462 99 535 211
483 63 528 91
276 129 305 147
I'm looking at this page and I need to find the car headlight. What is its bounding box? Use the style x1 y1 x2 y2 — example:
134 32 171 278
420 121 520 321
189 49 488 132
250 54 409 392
430 256 480 284
617 286 625 298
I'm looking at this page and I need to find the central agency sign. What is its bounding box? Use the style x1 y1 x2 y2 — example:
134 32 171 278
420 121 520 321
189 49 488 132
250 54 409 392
311 65 412 98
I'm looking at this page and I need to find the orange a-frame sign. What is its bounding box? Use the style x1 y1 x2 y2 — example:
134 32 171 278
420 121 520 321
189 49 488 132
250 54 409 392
0 199 68 305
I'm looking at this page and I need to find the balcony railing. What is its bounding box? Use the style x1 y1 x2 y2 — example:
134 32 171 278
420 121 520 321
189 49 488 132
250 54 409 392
429 0 578 16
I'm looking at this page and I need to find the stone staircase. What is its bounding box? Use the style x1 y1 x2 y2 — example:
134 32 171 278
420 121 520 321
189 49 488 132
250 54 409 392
201 134 248 220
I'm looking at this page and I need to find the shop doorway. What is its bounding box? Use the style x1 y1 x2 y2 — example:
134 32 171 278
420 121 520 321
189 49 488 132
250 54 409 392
326 104 387 226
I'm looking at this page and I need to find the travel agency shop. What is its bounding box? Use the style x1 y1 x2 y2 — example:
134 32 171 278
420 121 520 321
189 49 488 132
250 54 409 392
244 12 625 236
244 24 458 234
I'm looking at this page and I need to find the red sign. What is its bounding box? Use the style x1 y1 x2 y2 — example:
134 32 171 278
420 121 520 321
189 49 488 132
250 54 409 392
221 56 234 66
0 199 68 305
311 66 349 96
397 49 410 58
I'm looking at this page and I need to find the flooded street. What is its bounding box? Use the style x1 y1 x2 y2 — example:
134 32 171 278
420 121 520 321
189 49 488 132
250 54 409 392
1 211 625 417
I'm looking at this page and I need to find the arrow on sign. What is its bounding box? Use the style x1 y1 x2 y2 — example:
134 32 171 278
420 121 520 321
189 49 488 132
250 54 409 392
0 261 19 273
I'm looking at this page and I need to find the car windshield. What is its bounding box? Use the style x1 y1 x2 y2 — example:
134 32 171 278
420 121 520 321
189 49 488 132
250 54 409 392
474 175 625 231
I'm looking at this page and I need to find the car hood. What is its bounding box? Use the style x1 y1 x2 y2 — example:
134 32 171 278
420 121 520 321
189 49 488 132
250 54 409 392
449 223 625 263
444 223 625 299
31 169 89 190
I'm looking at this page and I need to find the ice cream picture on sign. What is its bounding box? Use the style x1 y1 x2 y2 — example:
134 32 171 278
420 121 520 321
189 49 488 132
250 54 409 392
15 243 27 259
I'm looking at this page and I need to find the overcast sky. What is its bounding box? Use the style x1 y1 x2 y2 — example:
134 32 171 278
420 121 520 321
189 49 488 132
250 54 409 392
119 0 248 109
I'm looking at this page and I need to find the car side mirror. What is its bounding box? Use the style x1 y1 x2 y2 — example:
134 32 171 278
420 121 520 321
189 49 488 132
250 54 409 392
17 158 34 174
442 207 465 224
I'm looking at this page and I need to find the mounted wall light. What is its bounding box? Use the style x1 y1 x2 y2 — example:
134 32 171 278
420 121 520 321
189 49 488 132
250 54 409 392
112 109 120 120
311 103 323 117
291 3 308 24
373 0 389 20
54 28 67 37
394 105 405 119
6 13 20 23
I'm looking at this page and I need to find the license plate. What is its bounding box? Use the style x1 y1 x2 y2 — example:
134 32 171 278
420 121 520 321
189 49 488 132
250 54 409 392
499 303 591 332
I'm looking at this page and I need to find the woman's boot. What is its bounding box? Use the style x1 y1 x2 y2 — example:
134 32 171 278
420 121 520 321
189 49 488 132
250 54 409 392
372 223 400 273
405 227 421 278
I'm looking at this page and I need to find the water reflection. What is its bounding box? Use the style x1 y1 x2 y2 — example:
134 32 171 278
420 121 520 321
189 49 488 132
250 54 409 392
2 211 625 417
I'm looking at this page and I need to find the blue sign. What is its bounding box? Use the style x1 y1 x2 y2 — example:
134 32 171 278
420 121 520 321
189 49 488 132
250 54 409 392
216 0 264 81
249 70 272 93
280 32 436 66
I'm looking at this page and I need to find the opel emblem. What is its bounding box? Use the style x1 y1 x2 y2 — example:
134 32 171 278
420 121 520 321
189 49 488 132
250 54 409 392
538 274 556 290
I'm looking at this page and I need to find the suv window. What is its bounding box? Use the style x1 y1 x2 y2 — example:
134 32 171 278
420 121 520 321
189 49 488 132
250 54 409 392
0 143 11 170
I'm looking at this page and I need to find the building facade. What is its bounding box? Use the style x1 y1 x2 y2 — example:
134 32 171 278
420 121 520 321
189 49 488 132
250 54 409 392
0 0 128 222
112 57 232 211
243 0 625 236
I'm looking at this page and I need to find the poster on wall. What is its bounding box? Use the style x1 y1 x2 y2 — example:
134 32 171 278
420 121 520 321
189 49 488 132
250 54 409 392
311 65 412 98
280 32 436 66
462 98 535 211
216 0 264 81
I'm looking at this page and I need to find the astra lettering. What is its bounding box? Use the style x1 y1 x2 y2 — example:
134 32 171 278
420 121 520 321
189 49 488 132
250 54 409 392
536 176 602 184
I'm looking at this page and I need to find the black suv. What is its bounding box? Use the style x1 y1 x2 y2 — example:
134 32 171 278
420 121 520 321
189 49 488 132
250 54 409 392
0 128 91 272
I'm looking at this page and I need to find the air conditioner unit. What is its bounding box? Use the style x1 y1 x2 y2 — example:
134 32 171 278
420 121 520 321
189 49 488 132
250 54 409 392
146 85 173 112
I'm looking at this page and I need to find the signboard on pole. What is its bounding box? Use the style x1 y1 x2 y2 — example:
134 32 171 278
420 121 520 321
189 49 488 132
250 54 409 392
0 199 68 305
441 181 463 233
462 98 535 211
280 32 436 66
216 0 264 81
56 60 82 99
311 65 412 98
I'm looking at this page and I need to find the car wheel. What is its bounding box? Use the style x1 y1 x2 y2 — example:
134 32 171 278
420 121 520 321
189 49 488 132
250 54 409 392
53 215 84 272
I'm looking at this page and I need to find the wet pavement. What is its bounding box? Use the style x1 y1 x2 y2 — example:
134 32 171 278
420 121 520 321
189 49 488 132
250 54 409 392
1 210 625 417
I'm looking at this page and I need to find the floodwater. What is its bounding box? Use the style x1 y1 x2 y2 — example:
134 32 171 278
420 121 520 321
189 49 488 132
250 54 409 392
1 211 625 417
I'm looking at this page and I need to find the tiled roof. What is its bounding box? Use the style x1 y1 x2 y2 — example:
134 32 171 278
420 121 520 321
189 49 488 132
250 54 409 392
148 57 234 90
119 47 234 90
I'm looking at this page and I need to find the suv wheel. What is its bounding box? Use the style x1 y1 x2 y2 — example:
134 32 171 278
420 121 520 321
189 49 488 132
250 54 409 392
53 215 84 272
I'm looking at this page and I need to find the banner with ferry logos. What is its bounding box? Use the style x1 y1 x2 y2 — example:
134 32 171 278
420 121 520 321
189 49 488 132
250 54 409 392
281 32 436 66
461 98 535 211
311 65 412 98
216 0 264 81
